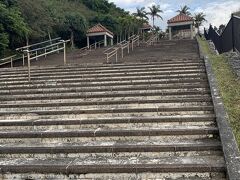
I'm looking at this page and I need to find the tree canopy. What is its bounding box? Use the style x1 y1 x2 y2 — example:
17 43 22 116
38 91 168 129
177 5 191 16
148 5 163 27
0 0 145 57
0 1 28 56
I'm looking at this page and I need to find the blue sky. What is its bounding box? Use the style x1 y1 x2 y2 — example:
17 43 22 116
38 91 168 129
109 0 240 30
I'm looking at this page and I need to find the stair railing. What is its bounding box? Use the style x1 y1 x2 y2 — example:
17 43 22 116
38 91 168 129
104 47 118 64
0 55 17 67
24 39 70 82
118 40 130 58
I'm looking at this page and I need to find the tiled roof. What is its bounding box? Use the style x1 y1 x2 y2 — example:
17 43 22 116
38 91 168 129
87 23 113 35
140 23 152 29
168 13 193 24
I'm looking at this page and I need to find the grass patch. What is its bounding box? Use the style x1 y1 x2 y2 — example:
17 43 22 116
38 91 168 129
198 37 240 146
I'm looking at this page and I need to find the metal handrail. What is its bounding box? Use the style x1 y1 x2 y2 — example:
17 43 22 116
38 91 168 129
24 40 70 82
16 37 61 51
104 47 118 63
0 55 17 67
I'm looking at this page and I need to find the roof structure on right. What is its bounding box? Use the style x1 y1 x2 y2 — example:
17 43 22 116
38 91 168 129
168 13 193 24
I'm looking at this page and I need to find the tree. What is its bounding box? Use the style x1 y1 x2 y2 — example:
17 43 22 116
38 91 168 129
0 2 28 55
17 0 55 44
194 12 207 34
218 24 226 34
64 12 87 49
148 5 163 27
177 5 191 15
133 7 149 24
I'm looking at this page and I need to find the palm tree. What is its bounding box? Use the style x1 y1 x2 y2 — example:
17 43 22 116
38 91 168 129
148 5 163 27
177 5 191 15
133 7 149 24
194 12 207 34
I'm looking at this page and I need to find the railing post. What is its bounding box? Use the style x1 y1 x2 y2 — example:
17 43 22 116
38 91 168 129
35 51 38 60
45 48 47 58
61 40 67 65
10 57 13 68
128 43 130 54
116 51 118 63
22 54 25 66
121 47 123 58
24 50 31 82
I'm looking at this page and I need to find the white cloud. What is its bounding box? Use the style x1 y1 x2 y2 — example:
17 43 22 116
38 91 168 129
196 1 240 29
109 0 240 31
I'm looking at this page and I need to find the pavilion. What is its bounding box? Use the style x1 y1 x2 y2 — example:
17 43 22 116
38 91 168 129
86 23 114 48
167 13 194 40
139 23 153 33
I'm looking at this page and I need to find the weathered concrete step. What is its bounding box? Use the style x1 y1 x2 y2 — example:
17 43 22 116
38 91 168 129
0 80 209 90
0 72 207 82
0 115 216 127
0 126 218 138
0 74 207 85
0 69 206 79
2 173 227 180
0 89 211 101
0 102 213 113
0 98 212 108
0 66 206 79
0 156 225 174
0 61 205 74
0 140 222 155
0 106 214 116
0 84 209 95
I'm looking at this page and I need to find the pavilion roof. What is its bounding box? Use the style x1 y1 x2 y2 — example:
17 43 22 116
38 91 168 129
140 23 152 29
87 23 113 35
168 13 193 24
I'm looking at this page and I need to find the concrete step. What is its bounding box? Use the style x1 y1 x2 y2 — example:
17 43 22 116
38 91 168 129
0 114 216 127
0 74 208 85
0 80 209 90
0 105 214 116
0 97 212 108
0 71 207 81
0 156 225 176
1 67 207 80
0 125 219 146
0 60 205 73
0 67 206 78
0 65 206 78
0 89 211 101
0 114 216 131
0 126 218 138
0 84 209 95
2 172 227 180
0 139 222 158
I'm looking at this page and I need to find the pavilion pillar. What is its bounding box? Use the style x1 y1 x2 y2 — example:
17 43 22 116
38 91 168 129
104 34 107 47
169 26 172 40
111 38 113 46
87 36 90 48
190 24 194 39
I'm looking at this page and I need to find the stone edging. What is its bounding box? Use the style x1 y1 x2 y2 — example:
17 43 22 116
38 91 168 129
197 37 240 180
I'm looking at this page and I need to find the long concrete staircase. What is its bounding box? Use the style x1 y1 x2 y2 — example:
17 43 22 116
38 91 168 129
0 55 226 179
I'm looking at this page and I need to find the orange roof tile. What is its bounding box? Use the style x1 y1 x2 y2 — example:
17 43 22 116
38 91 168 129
87 23 113 35
168 13 193 24
141 23 152 29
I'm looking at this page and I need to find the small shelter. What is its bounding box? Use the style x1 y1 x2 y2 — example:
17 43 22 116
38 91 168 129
167 13 194 40
86 24 114 48
139 23 153 34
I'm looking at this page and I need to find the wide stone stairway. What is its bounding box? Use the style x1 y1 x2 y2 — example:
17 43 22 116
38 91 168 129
0 43 227 179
